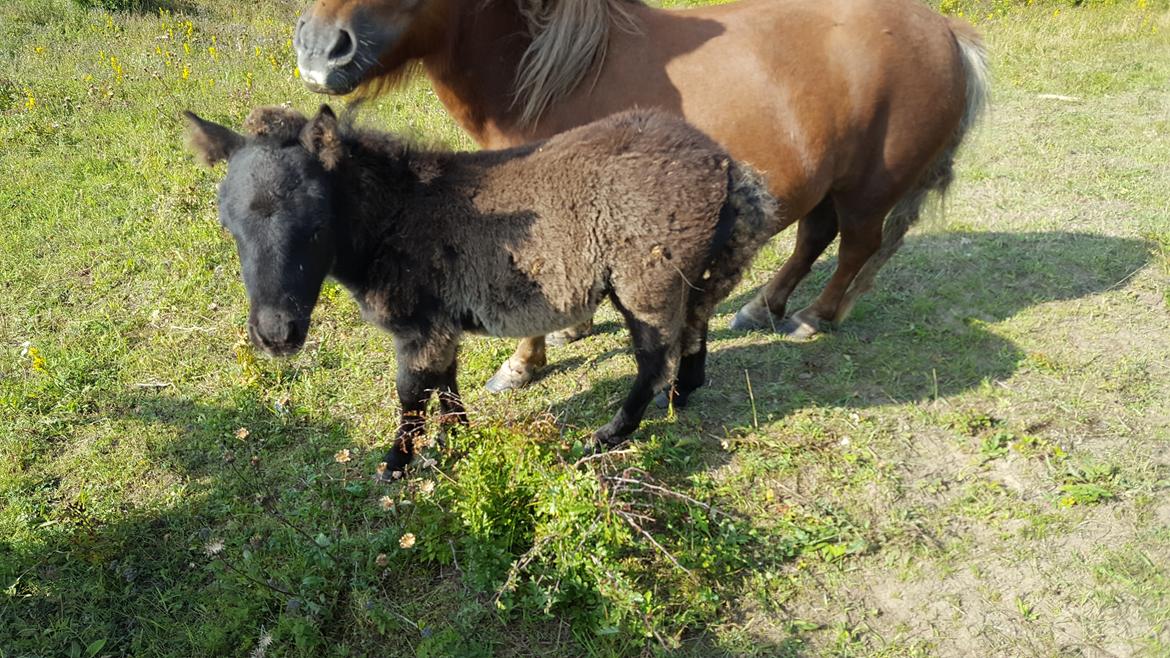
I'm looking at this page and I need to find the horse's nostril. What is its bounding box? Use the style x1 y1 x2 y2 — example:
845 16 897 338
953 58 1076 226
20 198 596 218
327 28 356 65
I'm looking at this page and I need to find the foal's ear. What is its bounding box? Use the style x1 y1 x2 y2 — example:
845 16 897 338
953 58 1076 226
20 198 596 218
300 105 345 171
183 111 244 166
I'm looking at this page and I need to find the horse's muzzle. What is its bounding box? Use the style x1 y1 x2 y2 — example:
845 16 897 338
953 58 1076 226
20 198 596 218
294 14 362 95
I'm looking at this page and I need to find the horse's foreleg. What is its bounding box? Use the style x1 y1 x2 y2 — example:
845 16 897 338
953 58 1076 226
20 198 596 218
732 198 838 332
485 335 548 393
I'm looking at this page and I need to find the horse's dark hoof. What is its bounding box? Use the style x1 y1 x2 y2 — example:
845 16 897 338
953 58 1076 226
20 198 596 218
546 324 591 347
485 358 536 393
592 423 632 450
729 302 781 332
775 316 820 340
654 389 691 409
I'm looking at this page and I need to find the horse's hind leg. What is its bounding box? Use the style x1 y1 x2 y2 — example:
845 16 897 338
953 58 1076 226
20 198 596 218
779 206 886 339
484 335 548 393
731 198 838 331
546 318 594 347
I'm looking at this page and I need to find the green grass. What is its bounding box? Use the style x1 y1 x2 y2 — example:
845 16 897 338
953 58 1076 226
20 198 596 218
2 0 1169 656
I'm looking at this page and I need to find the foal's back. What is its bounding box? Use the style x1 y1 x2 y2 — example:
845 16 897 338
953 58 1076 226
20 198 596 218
415 110 742 337
439 108 730 249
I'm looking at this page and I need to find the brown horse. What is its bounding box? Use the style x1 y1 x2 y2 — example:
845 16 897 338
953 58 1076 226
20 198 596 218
293 0 989 391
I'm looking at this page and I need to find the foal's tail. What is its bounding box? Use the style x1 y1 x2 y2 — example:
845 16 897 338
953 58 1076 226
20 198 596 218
836 20 990 322
693 160 780 320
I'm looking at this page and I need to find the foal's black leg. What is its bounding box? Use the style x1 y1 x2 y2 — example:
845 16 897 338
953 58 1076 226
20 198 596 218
593 344 669 447
593 307 674 448
436 355 468 430
382 337 460 478
382 368 435 477
655 323 708 410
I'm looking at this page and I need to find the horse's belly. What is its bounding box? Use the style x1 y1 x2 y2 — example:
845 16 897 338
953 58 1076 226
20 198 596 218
475 304 598 339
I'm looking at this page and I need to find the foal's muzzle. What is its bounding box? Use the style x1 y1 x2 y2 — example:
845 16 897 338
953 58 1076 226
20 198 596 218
248 308 308 357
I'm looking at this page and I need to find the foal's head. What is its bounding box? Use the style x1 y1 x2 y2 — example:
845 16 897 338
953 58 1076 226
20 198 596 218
185 106 348 357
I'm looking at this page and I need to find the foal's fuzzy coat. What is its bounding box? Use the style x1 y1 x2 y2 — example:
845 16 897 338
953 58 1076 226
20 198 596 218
186 105 777 474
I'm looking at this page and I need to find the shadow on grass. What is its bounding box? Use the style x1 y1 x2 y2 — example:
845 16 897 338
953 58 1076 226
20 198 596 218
0 230 1148 657
534 230 1149 650
554 230 1152 433
1 389 815 656
70 0 200 14
0 382 809 655
0 390 366 655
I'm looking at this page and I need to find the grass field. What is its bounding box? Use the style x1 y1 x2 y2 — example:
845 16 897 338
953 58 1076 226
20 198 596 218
2 0 1169 656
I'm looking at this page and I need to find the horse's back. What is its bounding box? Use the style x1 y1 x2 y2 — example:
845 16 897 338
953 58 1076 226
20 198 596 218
556 0 975 215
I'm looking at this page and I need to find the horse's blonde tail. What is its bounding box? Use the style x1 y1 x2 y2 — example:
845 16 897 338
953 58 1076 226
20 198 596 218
835 21 990 323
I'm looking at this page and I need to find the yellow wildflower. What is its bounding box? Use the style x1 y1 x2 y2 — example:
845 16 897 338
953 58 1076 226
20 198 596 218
27 345 45 371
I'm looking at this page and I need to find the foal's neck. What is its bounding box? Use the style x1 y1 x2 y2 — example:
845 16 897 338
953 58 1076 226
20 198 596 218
327 141 417 290
327 136 444 290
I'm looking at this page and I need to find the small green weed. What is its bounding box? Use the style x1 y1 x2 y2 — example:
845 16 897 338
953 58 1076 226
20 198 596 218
1058 462 1119 506
979 431 1014 460
946 410 999 436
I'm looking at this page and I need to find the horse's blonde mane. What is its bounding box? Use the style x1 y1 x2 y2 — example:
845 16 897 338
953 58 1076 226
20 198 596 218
508 0 642 126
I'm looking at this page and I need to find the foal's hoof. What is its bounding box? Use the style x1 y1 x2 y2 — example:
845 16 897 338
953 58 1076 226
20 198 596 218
729 304 782 332
775 317 820 341
376 450 411 483
591 422 632 450
546 325 591 347
485 358 536 393
654 389 692 410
